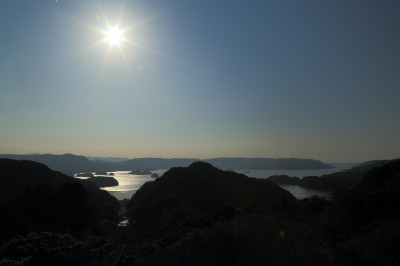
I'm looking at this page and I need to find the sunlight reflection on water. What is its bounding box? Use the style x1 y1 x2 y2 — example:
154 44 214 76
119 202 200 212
102 171 158 200
75 170 168 200
75 164 356 200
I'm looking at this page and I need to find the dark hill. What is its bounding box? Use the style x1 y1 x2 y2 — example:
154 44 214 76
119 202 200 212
127 161 295 235
268 170 364 192
87 176 119 187
325 159 400 265
335 159 400 223
267 161 391 192
0 159 119 240
347 159 390 174
267 175 300 185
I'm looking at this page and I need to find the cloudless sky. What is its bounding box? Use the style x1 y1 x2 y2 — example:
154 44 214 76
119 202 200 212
0 0 399 162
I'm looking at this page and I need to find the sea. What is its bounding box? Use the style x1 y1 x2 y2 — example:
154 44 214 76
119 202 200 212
75 163 357 200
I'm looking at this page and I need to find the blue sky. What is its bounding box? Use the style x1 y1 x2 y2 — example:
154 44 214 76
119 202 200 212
0 0 399 162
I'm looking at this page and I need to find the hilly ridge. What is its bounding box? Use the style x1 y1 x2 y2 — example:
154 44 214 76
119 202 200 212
0 153 333 174
0 159 119 240
127 161 295 237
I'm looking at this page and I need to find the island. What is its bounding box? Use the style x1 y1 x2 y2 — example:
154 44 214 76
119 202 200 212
87 176 119 187
129 170 152 175
75 172 94 178
95 171 109 175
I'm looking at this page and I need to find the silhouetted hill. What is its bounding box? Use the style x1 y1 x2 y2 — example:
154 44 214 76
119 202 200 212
347 159 390 174
333 159 400 224
2 159 399 265
268 169 364 192
126 161 295 236
298 173 359 191
325 159 400 265
0 159 119 240
0 154 114 175
267 175 300 184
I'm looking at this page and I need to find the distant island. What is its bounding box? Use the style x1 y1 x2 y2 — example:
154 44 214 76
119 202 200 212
0 154 333 174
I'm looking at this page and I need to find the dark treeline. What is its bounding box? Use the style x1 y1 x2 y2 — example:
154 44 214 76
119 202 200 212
0 159 400 265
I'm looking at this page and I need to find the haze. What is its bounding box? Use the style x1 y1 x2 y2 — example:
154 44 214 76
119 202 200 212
1 0 399 162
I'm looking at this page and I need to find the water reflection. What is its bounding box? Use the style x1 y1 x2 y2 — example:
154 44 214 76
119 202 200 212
279 184 331 200
102 171 155 200
75 164 355 200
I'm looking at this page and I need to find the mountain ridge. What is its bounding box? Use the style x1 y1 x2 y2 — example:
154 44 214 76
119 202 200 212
0 153 333 174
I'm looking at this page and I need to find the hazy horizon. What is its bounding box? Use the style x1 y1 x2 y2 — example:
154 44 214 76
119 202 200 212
1 0 400 163
0 151 392 164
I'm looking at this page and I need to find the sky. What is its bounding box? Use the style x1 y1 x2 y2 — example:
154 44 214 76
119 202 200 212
0 0 399 162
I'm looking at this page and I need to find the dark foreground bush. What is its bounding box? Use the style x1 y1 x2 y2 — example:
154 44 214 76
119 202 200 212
0 232 119 266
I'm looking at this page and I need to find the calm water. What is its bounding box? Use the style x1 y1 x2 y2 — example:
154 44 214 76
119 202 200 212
75 164 357 200
279 185 331 199
75 171 157 200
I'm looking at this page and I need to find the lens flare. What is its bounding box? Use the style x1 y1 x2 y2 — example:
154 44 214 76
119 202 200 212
105 27 123 45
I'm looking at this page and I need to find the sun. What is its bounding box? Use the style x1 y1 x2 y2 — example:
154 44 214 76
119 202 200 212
104 27 124 46
69 4 162 66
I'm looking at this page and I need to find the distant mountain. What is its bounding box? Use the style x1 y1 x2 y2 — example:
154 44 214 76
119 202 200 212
205 157 333 170
119 157 333 170
0 154 333 175
0 154 115 175
127 161 295 235
117 158 197 170
87 156 131 163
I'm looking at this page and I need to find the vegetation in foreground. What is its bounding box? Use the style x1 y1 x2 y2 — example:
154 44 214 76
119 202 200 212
1 159 400 265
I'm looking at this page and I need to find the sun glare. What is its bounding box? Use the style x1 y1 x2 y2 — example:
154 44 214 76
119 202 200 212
105 27 123 45
69 4 162 68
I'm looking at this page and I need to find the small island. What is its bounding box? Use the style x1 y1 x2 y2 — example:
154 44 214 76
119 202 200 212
75 173 94 178
95 171 109 175
87 176 119 188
